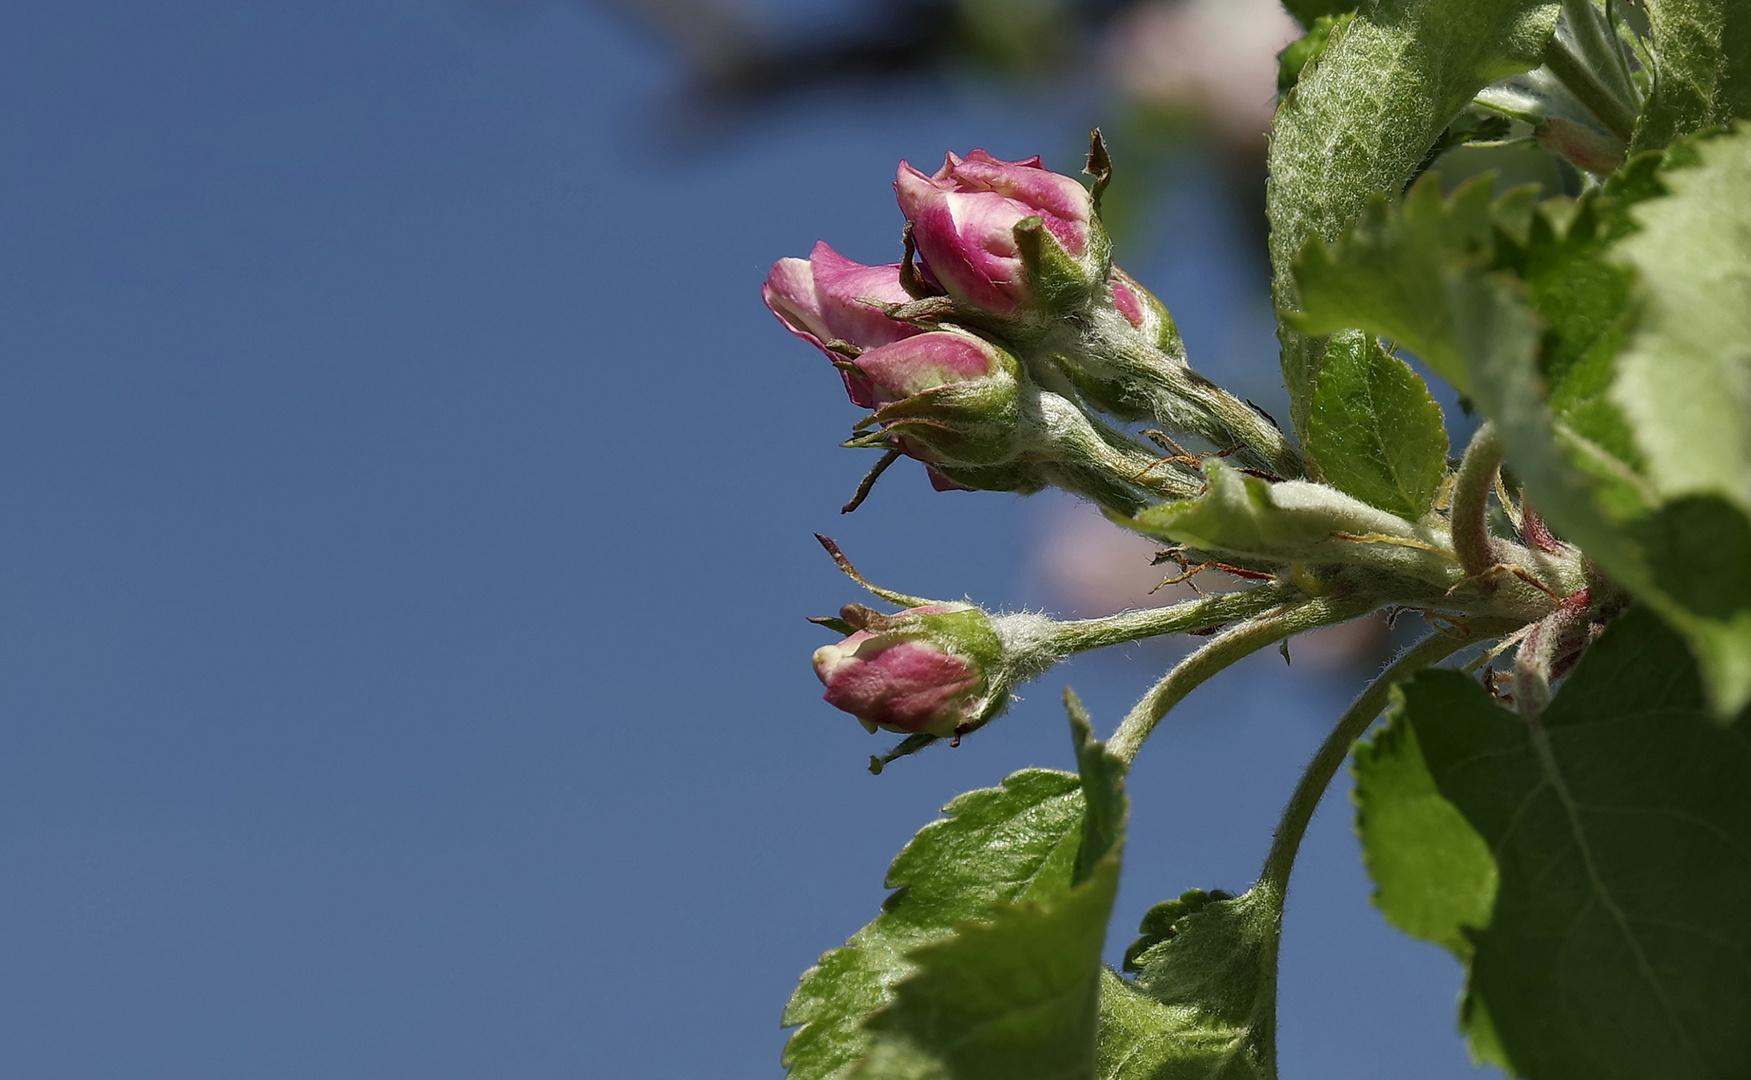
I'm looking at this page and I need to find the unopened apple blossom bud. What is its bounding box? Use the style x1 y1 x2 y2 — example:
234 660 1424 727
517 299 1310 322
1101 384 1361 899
843 329 1022 467
811 603 1005 737
763 242 921 407
1535 117 1625 176
1106 268 1184 356
894 150 1109 330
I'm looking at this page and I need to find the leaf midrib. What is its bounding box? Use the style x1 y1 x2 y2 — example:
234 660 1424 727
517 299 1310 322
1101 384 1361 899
1524 717 1708 1069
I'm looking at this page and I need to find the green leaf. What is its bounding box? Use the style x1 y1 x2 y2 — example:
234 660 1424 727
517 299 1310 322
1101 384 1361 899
1353 700 1498 960
852 695 1128 1080
1125 460 1461 589
1096 887 1282 1080
1306 333 1450 520
854 861 1120 1080
782 769 1088 1079
1507 167 1651 462
1121 888 1234 974
1267 0 1559 437
1610 129 1751 713
1612 127 1751 516
1291 174 1515 390
1451 267 1751 716
1632 0 1751 152
1390 607 1751 1079
1292 159 1661 426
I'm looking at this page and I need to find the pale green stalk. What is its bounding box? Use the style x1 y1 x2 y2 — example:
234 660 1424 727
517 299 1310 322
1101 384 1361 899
1107 592 1377 764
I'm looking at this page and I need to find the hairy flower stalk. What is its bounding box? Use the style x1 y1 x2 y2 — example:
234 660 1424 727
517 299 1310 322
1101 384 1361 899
1106 588 1378 764
1038 274 1305 478
812 572 1297 743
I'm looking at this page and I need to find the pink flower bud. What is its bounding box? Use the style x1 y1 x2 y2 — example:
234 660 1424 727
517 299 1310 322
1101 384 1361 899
853 330 1005 407
763 242 922 408
1534 117 1626 176
894 150 1103 318
811 604 997 737
1109 272 1148 330
842 330 1022 466
1106 267 1184 355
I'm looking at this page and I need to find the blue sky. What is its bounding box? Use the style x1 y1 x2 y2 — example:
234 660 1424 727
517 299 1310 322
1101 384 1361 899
0 3 1494 1076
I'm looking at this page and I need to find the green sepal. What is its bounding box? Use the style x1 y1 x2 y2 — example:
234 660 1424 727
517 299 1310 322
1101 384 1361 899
867 371 1023 467
861 605 1011 739
1012 212 1111 329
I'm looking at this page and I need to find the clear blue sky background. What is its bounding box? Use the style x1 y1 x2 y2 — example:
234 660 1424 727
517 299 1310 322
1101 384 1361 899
0 3 1498 1077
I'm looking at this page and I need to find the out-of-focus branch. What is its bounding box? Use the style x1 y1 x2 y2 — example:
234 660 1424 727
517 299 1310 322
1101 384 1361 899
598 0 769 83
593 0 1137 103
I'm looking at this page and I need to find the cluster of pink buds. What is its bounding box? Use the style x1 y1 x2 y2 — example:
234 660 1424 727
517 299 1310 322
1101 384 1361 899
765 135 1301 521
770 135 1307 744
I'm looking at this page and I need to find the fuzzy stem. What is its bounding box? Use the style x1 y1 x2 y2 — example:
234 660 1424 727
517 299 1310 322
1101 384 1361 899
1148 368 1304 480
1256 621 1518 893
1107 591 1375 764
1451 421 1506 582
1049 584 1294 656
1238 621 1517 1075
1093 336 1302 479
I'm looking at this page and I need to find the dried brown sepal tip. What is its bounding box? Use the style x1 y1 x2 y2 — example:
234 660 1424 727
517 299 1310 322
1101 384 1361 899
1085 128 1112 209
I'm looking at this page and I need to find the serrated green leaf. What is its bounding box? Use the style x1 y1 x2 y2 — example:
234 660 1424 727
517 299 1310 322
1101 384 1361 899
1612 127 1751 516
1267 0 1559 437
782 769 1088 1080
1307 334 1449 519
855 859 1120 1080
1609 128 1751 713
1632 0 1751 152
852 697 1128 1080
1451 268 1751 716
1292 158 1663 427
1096 887 1281 1080
1353 700 1498 960
1392 607 1751 1079
1121 889 1234 974
1511 187 1643 462
1291 174 1508 390
1126 459 1460 587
